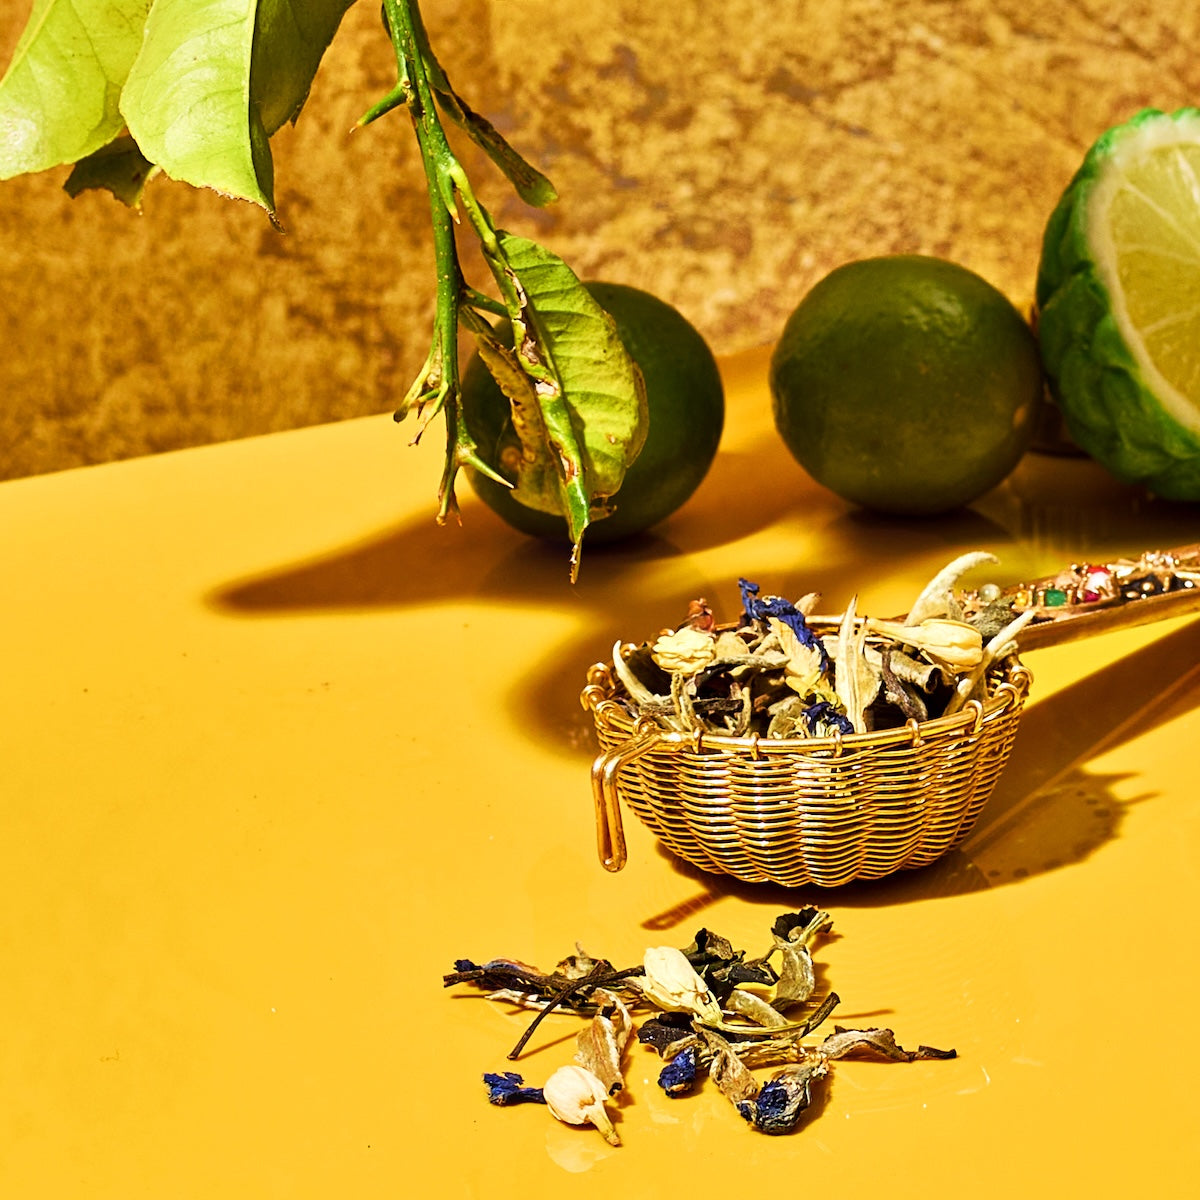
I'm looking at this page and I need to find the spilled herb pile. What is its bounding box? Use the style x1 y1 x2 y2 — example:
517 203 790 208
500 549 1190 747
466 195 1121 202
446 909 954 1143
610 551 1033 738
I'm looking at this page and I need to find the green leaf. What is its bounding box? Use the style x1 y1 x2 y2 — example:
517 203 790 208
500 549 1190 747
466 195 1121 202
64 134 158 207
432 82 558 208
0 0 154 179
252 0 358 134
120 0 353 211
487 231 648 564
399 0 556 206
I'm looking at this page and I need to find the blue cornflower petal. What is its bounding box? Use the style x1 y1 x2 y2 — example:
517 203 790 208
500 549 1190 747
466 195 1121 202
738 578 761 621
739 1076 813 1135
738 579 829 670
755 1079 792 1122
657 1046 698 1097
483 1071 546 1106
803 701 854 736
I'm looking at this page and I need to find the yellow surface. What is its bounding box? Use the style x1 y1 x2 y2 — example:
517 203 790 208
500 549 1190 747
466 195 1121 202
3 350 1200 1197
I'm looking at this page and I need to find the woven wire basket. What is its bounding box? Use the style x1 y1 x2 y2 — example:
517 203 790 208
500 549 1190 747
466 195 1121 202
580 628 1033 888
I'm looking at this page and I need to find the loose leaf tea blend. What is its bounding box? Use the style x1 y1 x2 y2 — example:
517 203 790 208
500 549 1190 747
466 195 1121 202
610 552 1039 740
445 909 954 1142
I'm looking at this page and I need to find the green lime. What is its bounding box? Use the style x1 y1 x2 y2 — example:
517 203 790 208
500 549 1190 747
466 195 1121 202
1036 107 1200 499
463 281 724 542
769 255 1043 516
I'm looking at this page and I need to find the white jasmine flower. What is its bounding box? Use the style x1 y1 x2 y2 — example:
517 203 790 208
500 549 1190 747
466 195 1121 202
543 1065 620 1145
639 946 722 1024
865 617 983 670
651 626 717 675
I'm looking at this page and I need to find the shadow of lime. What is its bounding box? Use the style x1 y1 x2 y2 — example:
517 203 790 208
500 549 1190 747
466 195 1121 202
207 430 807 615
207 429 1021 766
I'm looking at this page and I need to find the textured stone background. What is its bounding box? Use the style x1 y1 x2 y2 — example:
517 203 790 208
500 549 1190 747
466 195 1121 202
1 0 1198 479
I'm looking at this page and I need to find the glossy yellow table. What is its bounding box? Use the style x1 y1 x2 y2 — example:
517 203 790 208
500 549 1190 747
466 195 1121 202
4 350 1199 1197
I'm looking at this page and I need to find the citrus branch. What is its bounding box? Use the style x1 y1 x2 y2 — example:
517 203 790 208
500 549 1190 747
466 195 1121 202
379 0 508 521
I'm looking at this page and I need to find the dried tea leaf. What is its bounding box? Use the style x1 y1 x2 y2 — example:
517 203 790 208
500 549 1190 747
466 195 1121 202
553 942 616 981
771 908 833 946
685 929 777 1002
713 629 753 659
876 647 929 723
864 645 941 690
834 597 880 733
769 937 817 1009
944 608 1037 715
970 600 1020 640
610 641 666 709
818 1026 957 1063
700 1028 760 1107
725 987 791 1028
636 1013 696 1055
765 694 807 739
686 927 736 964
907 551 999 624
575 997 633 1095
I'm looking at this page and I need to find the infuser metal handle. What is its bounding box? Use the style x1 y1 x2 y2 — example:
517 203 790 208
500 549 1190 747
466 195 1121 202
846 542 1200 654
590 728 660 872
1003 542 1200 652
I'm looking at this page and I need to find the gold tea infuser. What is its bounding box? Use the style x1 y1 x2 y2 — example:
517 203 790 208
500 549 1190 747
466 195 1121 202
580 544 1200 888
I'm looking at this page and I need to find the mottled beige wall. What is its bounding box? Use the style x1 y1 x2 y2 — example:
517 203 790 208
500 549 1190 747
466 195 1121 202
1 0 1198 479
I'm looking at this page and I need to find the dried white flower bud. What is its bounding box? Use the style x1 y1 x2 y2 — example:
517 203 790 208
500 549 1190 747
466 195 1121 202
543 1065 620 1145
866 617 983 670
639 946 723 1023
650 626 717 675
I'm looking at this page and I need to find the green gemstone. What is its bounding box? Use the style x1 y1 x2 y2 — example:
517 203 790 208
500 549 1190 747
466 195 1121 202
1043 587 1068 606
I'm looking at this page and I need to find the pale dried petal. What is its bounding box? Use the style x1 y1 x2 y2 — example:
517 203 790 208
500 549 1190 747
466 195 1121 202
611 641 661 708
574 997 633 1095
725 986 791 1027
835 598 880 732
793 591 821 616
772 617 828 696
769 938 816 1008
699 1028 761 1105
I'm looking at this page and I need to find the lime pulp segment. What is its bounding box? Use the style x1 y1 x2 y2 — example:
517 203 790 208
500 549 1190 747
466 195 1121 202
1093 135 1200 421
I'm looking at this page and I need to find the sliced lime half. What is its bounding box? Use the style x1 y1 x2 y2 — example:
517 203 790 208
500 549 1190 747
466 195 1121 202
1036 107 1200 498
